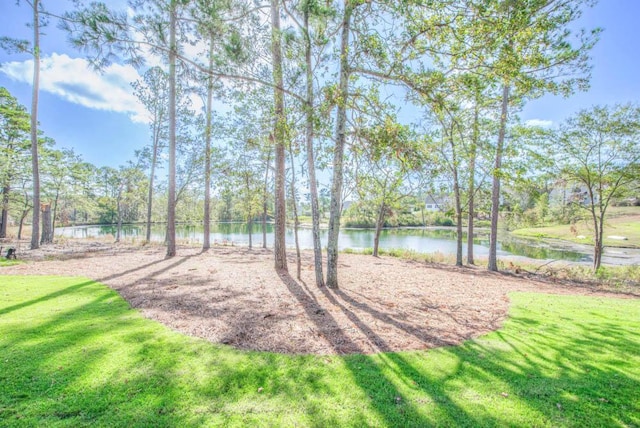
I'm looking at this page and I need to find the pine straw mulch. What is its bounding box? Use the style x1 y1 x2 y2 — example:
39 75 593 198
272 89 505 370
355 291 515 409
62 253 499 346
2 241 637 355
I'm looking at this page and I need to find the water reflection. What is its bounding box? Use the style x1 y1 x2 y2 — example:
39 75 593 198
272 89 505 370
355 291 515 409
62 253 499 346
57 223 594 263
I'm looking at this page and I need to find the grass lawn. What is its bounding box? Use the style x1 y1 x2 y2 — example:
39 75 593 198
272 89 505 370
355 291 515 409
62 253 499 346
1 275 639 427
512 212 640 248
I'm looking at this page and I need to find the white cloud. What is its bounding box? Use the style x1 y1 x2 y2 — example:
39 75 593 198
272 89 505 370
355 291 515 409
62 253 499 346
525 119 554 128
0 53 150 123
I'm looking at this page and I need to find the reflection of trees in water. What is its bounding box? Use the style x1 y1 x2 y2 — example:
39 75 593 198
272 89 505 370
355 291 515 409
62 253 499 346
499 240 589 262
375 227 463 240
62 224 591 262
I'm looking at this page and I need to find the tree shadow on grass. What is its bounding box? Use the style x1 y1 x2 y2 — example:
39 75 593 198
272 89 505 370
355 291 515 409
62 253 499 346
1 277 638 427
0 277 95 316
282 275 640 427
279 272 484 427
0 278 243 426
0 279 182 425
427 295 640 427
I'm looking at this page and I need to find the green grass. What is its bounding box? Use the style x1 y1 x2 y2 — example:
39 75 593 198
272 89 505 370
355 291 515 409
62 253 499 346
1 276 639 427
503 260 640 289
0 258 22 267
344 247 463 266
513 208 640 248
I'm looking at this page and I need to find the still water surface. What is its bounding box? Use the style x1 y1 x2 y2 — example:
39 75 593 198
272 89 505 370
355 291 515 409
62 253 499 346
57 223 601 263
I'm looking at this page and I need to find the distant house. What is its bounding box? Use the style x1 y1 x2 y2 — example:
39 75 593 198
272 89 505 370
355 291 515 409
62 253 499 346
424 195 448 212
549 181 599 207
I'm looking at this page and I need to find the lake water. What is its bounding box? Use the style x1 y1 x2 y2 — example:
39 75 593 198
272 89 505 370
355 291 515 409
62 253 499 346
56 222 621 264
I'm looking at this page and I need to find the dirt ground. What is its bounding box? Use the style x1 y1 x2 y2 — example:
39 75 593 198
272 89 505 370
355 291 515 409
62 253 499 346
1 240 636 355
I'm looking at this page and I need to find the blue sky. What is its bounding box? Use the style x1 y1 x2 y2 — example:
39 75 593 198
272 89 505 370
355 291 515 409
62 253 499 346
0 0 639 168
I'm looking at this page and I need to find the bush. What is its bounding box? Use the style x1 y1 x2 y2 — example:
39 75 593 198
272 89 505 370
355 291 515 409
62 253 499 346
434 217 454 226
421 212 455 227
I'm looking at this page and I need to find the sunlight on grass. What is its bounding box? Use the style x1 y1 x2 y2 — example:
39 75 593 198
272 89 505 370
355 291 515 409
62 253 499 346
1 275 638 427
513 212 640 248
0 258 22 267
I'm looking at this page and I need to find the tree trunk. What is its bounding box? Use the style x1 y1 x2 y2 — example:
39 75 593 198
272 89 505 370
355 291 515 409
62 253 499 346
488 84 510 271
30 0 41 250
326 1 354 289
467 103 479 265
592 211 604 271
0 184 9 238
52 189 59 237
373 201 385 257
248 216 253 249
40 203 52 244
593 239 602 271
453 172 463 267
18 207 30 240
448 134 463 267
303 7 324 287
289 147 302 280
271 0 287 271
166 0 177 257
203 38 214 251
116 187 122 243
146 142 157 243
262 150 271 249
593 220 602 272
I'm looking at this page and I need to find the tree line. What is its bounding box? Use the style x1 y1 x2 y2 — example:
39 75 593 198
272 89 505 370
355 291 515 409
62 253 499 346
2 0 639 281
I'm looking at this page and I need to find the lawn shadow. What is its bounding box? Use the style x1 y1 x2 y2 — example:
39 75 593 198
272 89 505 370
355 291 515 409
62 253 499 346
279 272 485 426
0 278 95 316
430 295 640 427
0 278 197 425
2 276 638 427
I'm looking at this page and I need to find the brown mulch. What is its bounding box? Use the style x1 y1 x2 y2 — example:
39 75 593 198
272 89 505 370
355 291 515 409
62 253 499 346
2 241 636 355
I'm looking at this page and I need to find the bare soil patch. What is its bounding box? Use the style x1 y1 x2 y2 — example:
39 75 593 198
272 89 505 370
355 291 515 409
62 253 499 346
2 241 635 355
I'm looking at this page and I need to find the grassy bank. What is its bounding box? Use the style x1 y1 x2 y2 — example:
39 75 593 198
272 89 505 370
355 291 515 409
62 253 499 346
0 259 22 267
512 207 640 248
1 275 639 427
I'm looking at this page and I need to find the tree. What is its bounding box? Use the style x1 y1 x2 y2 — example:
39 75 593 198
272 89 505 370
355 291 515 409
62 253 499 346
30 0 43 248
282 0 334 287
190 0 242 250
233 149 264 249
355 118 424 257
323 0 458 287
463 0 599 271
0 87 31 238
115 164 146 243
165 0 180 256
202 41 215 251
398 0 598 270
132 67 169 244
14 176 33 239
95 166 119 224
432 107 467 266
64 0 307 268
1 0 48 247
63 0 194 256
271 0 288 271
463 77 494 265
326 0 355 288
550 104 640 271
41 146 82 238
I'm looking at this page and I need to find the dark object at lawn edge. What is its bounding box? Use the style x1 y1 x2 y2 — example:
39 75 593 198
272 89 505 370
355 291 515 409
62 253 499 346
1 246 17 260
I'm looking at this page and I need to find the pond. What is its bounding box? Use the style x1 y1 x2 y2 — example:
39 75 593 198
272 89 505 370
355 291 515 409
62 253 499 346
55 222 631 265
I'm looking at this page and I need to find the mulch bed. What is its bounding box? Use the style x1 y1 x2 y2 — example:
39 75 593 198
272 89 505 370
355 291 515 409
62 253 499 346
2 242 635 355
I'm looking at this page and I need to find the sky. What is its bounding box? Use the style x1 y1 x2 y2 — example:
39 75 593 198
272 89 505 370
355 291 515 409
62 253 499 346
0 0 639 169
